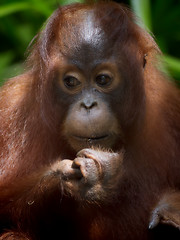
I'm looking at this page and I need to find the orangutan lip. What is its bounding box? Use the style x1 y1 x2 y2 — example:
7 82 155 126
73 135 109 141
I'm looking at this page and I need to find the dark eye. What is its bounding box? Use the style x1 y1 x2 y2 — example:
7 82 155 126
63 76 81 88
95 74 112 87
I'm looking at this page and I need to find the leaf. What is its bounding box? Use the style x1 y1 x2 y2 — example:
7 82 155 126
163 55 180 80
130 0 152 31
0 3 30 17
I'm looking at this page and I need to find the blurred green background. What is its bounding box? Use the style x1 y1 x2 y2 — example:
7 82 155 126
0 0 180 85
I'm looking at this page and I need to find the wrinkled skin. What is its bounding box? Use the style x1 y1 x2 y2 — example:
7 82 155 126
58 149 123 201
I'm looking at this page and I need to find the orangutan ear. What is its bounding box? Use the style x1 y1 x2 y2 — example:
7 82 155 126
143 53 148 69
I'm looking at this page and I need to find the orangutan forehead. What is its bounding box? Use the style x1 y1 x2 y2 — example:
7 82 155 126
78 10 103 46
59 9 107 58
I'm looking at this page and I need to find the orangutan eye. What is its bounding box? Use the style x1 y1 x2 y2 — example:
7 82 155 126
95 74 113 87
63 76 81 88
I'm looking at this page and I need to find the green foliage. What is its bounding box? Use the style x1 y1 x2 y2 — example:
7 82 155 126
130 0 180 84
0 0 180 85
0 0 83 84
